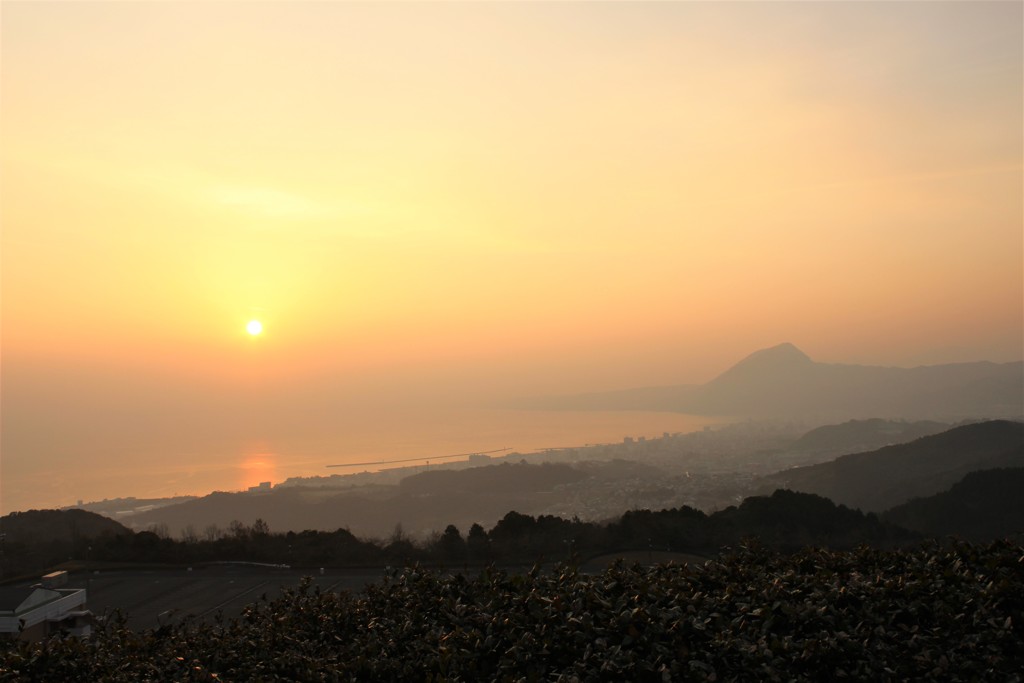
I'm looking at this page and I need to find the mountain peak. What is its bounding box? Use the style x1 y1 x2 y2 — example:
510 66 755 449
708 343 814 387
736 342 812 367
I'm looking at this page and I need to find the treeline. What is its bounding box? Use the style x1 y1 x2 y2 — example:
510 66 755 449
2 490 918 577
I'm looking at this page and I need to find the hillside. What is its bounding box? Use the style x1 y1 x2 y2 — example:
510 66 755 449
755 420 1024 512
787 418 951 455
514 343 1024 420
0 509 134 577
130 461 594 539
883 468 1024 541
0 508 132 544
67 495 198 518
399 461 587 496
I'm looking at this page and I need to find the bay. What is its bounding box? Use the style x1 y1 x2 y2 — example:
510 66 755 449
11 409 723 512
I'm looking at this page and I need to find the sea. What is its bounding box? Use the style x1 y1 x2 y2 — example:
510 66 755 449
9 408 724 513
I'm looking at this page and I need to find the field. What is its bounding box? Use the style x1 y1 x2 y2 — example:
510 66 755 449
2 541 1022 681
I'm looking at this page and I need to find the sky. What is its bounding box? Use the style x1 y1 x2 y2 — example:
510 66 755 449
2 1 1022 512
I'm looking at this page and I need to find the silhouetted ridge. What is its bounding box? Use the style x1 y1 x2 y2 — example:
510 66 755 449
757 420 1024 512
883 468 1024 541
710 489 907 550
1 508 131 544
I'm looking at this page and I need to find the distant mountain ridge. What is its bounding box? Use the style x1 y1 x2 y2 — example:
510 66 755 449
788 418 952 455
755 420 1024 512
514 343 1023 420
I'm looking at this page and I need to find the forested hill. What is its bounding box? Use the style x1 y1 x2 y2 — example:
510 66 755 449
883 468 1024 541
755 420 1023 512
0 508 131 544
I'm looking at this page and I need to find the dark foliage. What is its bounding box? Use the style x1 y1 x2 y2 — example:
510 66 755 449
1 492 917 579
0 510 132 577
2 541 1021 681
0 509 131 544
884 468 1024 541
712 490 912 551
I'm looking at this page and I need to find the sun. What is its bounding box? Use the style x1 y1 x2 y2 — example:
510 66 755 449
246 320 263 336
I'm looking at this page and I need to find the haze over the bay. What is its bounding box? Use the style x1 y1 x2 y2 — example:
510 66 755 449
2 2 1021 513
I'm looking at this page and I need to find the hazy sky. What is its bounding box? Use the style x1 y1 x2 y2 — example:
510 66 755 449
2 1 1022 511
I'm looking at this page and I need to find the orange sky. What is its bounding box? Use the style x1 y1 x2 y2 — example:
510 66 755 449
2 1 1021 512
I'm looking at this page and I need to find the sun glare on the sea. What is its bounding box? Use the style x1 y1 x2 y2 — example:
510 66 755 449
246 320 263 336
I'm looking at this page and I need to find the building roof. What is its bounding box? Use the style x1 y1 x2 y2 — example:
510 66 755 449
0 587 76 614
0 587 38 612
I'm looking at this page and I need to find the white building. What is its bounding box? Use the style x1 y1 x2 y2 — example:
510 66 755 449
0 573 91 642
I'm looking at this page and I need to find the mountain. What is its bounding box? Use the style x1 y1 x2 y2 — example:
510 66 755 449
883 468 1024 541
754 420 1024 512
513 343 1023 420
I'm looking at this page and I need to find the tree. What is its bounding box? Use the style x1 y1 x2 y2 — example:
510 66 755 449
148 522 170 539
490 511 536 542
467 523 490 564
252 518 270 537
229 520 249 540
437 524 466 565
384 523 417 565
180 524 198 544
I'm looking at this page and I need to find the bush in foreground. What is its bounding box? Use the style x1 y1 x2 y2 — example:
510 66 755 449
2 541 1022 681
